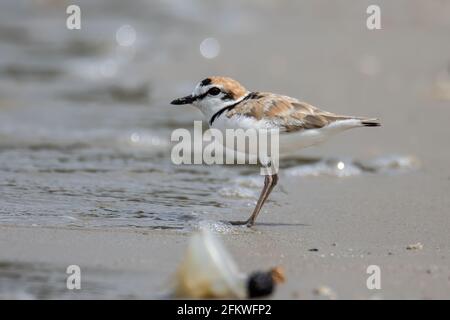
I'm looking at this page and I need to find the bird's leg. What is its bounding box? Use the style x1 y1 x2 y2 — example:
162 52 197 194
230 173 278 227
246 173 278 226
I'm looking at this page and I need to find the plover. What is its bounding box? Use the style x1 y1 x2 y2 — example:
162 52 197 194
171 76 380 227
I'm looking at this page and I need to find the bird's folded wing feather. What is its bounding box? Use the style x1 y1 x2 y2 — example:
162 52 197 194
226 92 352 132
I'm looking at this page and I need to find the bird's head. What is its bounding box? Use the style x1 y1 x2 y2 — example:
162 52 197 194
171 77 249 118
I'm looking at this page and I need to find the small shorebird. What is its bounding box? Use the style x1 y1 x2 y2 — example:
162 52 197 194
171 76 380 227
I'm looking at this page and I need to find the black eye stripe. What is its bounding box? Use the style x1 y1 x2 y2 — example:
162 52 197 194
221 92 234 101
193 87 224 101
194 90 213 101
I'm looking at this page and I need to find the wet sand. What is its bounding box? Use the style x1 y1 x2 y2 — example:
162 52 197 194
1 0 450 299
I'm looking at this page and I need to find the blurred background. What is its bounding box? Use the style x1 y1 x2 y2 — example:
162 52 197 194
0 0 449 229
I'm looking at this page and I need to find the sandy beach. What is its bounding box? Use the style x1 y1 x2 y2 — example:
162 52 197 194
2 166 450 299
1 0 450 299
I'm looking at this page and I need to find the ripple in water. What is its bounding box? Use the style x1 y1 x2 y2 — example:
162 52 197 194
284 155 419 178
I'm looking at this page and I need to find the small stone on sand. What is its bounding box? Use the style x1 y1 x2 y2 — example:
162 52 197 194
406 242 423 250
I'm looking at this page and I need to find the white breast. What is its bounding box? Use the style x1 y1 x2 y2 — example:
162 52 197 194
210 113 272 131
207 114 275 162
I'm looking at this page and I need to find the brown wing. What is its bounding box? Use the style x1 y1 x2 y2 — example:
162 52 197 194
227 92 352 132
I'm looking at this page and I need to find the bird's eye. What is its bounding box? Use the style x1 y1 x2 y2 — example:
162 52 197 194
208 87 221 96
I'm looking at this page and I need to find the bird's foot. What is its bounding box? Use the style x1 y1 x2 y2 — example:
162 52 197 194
229 219 254 227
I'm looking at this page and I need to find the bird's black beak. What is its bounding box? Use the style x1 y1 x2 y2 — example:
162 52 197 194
171 95 196 105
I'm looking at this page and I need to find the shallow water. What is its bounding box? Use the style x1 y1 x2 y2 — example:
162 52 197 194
0 1 419 231
0 260 155 299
